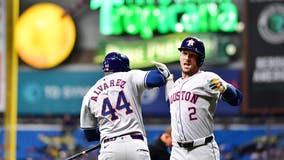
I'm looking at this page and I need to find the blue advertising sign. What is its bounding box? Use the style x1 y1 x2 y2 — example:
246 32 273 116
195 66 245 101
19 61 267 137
18 68 241 117
18 70 104 115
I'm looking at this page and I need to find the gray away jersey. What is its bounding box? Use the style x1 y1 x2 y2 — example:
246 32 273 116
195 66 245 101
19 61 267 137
80 70 150 141
168 71 228 144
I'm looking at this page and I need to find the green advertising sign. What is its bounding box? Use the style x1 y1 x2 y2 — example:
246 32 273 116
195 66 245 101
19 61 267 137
94 33 229 68
90 0 238 39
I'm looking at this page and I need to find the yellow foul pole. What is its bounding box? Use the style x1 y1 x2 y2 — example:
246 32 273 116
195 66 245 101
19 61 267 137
4 0 19 160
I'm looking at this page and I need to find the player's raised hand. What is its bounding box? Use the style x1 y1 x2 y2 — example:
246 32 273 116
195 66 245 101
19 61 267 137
152 61 171 80
208 78 227 93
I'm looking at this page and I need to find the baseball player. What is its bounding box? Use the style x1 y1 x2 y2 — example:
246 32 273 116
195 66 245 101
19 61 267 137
153 36 243 160
80 52 171 160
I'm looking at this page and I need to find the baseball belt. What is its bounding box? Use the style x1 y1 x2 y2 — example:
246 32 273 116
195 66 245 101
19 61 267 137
103 132 144 143
177 135 213 149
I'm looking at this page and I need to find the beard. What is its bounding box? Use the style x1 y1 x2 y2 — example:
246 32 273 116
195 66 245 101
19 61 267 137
181 64 199 77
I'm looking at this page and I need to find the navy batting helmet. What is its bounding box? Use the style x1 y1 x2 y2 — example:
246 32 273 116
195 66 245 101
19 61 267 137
178 36 205 66
102 52 130 72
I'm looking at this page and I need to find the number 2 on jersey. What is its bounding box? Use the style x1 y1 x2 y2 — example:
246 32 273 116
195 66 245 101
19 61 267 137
101 91 133 120
188 107 197 120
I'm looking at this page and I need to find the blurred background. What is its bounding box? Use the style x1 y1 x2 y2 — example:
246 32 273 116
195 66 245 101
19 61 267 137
1 0 284 159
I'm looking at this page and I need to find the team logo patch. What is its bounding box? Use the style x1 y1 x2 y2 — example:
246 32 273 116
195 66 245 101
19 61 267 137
187 39 195 46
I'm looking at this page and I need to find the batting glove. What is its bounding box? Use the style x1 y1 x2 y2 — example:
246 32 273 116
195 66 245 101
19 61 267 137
209 78 227 93
152 61 172 80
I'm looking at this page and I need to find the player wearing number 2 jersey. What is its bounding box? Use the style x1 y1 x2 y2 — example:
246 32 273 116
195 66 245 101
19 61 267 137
80 52 171 160
153 36 243 160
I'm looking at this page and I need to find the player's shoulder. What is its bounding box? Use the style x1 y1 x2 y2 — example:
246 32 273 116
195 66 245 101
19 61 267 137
200 70 220 79
83 84 97 98
129 69 148 73
84 76 105 95
126 69 149 76
106 69 147 75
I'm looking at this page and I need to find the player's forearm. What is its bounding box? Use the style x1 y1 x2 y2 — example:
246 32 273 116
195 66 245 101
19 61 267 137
83 127 100 142
221 85 243 106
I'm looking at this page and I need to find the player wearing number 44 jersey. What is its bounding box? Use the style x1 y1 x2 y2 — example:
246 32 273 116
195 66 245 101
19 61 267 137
153 36 243 160
80 52 171 160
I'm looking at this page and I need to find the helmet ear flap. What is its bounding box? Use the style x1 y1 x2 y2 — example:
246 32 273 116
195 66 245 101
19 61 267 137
102 52 130 72
197 54 205 66
178 36 205 67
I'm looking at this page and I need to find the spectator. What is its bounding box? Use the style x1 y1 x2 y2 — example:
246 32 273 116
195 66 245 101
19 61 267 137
148 126 172 160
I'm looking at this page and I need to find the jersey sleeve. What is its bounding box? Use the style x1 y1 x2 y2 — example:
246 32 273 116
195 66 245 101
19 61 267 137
145 70 166 88
129 69 166 89
80 97 100 142
80 96 98 129
203 72 224 95
202 71 243 106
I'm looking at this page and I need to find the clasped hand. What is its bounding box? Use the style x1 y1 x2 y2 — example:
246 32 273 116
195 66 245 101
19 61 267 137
152 61 172 80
